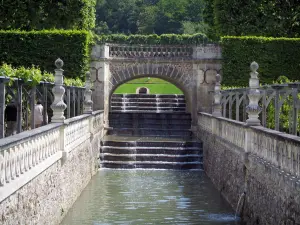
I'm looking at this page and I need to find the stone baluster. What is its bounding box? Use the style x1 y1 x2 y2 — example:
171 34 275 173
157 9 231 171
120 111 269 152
212 74 222 117
84 71 93 114
51 58 67 123
246 61 261 126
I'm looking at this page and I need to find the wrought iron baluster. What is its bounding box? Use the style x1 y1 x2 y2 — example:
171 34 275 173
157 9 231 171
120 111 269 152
30 86 36 129
72 87 76 117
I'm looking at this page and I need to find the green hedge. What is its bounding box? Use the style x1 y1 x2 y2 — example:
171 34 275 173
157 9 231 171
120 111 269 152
96 33 209 45
221 36 300 86
0 0 96 30
0 64 84 87
0 30 90 79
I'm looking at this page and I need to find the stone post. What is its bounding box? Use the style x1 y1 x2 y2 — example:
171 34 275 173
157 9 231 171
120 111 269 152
246 61 261 126
51 58 67 123
84 71 93 114
212 74 222 117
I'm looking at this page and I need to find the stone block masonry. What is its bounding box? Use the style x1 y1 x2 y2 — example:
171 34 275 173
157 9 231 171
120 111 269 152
197 112 300 225
0 110 104 225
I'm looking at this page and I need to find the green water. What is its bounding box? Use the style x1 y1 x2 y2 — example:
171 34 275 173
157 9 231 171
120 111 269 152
61 170 240 225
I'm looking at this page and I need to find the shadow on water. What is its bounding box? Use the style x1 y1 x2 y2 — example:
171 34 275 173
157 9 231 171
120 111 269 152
61 170 241 225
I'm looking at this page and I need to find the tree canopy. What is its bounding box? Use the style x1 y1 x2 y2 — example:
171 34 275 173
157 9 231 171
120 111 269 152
94 0 208 35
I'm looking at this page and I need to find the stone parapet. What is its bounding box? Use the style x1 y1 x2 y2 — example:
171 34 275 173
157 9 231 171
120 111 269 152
197 112 300 224
0 111 104 225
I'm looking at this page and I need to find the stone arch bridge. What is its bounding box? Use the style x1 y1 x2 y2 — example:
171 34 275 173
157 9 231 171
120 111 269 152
90 43 222 127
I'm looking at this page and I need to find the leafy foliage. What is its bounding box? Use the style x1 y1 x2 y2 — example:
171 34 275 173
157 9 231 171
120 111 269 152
96 33 209 45
0 64 84 87
94 0 208 35
212 0 300 37
0 30 90 79
0 0 96 30
221 36 300 86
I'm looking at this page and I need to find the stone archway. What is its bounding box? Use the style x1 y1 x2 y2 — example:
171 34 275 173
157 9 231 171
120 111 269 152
90 43 222 129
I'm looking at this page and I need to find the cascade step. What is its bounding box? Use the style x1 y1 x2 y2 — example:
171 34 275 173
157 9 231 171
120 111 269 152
109 112 191 119
102 94 199 170
108 128 192 137
111 102 186 107
100 136 203 170
111 98 186 103
101 161 203 170
101 146 202 155
101 154 202 162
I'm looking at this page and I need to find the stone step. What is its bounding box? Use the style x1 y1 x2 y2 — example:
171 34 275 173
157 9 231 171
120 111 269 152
109 119 192 125
111 98 186 103
111 106 186 110
101 146 202 155
111 102 186 107
108 128 192 137
100 161 203 170
101 153 202 162
101 140 201 148
109 112 191 119
109 123 191 130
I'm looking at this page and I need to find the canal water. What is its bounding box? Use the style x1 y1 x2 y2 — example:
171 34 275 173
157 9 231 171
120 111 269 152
61 170 240 225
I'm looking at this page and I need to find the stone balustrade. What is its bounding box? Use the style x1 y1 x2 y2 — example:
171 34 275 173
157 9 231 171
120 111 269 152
197 111 300 224
108 44 193 59
64 115 90 153
0 110 104 204
250 126 300 177
198 112 300 178
197 113 212 133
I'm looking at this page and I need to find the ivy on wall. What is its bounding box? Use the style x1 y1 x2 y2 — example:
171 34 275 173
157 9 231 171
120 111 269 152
221 36 300 86
0 30 90 79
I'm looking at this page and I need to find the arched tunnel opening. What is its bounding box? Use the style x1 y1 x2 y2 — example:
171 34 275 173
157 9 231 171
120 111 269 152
101 75 202 170
107 76 192 137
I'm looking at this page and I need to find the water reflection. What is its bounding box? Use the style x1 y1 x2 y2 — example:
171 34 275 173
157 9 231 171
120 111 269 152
61 170 240 225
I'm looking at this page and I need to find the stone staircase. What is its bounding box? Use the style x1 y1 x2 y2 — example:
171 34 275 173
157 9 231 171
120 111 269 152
100 136 203 169
110 94 186 113
100 94 203 170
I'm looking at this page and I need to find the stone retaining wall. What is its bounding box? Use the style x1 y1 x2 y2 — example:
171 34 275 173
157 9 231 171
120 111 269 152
0 110 103 225
197 112 300 225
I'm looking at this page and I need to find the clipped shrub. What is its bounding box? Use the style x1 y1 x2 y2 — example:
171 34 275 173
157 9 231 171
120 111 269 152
0 30 90 79
0 0 96 30
96 33 209 45
221 36 300 86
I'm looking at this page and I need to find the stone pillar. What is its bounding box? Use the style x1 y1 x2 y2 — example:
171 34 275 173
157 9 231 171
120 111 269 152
90 44 109 111
246 61 261 126
51 58 67 123
212 74 222 117
83 71 93 114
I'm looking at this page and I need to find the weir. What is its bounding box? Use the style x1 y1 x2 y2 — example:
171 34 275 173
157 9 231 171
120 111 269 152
0 44 299 225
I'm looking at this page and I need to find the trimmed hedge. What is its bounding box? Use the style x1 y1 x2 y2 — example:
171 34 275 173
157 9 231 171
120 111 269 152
0 64 84 87
0 30 90 79
221 36 300 86
0 0 96 30
96 33 210 45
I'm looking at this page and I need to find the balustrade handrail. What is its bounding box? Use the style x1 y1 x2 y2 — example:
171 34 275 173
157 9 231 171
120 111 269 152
198 112 300 177
211 62 300 136
0 123 61 151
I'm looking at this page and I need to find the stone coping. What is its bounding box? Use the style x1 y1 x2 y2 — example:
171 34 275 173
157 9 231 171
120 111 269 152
0 123 62 151
198 112 300 144
0 110 104 152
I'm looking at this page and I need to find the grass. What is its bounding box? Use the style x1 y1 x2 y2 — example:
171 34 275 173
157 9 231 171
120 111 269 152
114 78 183 94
